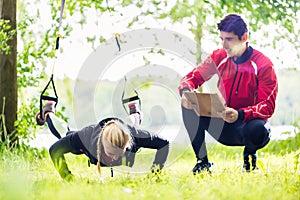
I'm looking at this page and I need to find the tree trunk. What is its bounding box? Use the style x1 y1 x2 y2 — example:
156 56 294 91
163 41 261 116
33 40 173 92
0 0 18 145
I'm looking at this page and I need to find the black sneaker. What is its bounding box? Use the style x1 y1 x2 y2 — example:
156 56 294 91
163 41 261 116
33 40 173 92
251 153 257 170
192 159 212 175
243 153 250 172
243 153 257 172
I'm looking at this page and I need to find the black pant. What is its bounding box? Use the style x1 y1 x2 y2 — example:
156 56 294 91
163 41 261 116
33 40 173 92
182 107 271 160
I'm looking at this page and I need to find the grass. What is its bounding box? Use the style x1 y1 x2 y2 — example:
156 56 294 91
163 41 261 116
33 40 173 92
0 141 299 200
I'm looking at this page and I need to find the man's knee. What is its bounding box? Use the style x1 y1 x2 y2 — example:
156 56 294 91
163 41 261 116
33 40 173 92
181 106 200 133
244 119 270 148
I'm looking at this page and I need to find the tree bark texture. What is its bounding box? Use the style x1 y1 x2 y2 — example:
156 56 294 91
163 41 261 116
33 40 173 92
0 0 18 142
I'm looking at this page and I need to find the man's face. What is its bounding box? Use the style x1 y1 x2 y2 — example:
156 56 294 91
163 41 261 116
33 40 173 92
219 31 247 57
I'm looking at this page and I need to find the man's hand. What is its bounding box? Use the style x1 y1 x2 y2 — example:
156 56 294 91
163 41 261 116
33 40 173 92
221 107 238 123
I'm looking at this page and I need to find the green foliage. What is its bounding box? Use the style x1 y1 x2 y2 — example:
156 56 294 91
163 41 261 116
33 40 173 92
14 0 116 148
121 0 133 7
17 11 52 88
0 19 16 55
6 1 300 198
55 0 109 17
0 97 19 150
12 0 71 150
14 98 40 147
169 1 194 22
262 125 300 156
0 95 46 156
129 0 300 64
13 0 299 151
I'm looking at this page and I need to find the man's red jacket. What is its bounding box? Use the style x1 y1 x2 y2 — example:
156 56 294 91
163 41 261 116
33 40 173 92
179 46 278 122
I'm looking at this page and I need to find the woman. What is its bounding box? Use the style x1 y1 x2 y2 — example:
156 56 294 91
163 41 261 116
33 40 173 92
36 101 170 181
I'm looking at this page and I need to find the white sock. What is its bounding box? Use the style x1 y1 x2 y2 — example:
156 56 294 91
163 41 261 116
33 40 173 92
129 113 141 127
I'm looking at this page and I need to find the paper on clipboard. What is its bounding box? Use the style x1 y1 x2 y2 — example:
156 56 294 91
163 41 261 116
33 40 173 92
183 92 226 118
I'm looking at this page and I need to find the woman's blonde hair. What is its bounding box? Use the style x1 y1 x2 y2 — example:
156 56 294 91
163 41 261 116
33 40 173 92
97 120 131 175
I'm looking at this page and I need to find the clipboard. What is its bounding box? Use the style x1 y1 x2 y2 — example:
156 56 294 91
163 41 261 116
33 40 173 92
183 92 226 118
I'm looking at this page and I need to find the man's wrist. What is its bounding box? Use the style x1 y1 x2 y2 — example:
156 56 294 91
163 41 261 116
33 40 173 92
237 110 244 121
180 88 191 96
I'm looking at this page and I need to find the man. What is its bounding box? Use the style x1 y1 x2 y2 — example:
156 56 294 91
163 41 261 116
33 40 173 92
179 14 278 174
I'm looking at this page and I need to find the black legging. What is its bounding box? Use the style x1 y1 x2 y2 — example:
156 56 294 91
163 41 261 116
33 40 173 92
46 115 62 139
182 106 271 160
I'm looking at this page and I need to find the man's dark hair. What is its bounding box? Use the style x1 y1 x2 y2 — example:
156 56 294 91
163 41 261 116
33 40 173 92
217 14 248 40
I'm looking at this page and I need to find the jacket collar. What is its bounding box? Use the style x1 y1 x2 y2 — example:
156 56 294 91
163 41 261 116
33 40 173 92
231 45 253 64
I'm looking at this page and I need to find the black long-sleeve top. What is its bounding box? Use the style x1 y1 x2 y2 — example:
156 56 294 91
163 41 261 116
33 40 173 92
49 117 169 179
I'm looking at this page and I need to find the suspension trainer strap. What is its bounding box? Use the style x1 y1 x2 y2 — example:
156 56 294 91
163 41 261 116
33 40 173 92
39 0 65 120
40 75 58 120
55 0 65 50
122 96 139 104
110 167 114 177
59 0 65 31
56 0 65 50
115 33 121 51
121 76 141 115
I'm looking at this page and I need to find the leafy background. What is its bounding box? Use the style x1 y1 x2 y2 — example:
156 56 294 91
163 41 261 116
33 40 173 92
0 0 299 199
